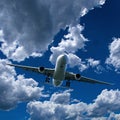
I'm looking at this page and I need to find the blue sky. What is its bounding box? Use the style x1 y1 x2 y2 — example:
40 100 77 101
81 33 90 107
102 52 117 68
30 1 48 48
0 0 120 120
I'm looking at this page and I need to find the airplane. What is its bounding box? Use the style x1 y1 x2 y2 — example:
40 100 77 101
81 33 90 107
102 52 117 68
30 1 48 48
7 54 113 87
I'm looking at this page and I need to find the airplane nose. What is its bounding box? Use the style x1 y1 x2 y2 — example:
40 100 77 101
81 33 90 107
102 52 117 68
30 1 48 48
57 54 68 64
64 54 68 61
61 54 68 63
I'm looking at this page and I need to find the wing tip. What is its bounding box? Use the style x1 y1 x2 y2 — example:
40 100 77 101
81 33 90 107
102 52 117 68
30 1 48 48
108 83 115 86
6 63 14 66
103 82 114 86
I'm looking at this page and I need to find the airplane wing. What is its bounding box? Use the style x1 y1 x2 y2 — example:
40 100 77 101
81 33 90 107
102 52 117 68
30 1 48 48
7 63 54 77
65 72 113 85
7 64 113 86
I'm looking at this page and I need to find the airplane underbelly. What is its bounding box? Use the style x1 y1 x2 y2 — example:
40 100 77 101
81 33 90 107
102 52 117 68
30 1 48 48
53 79 63 86
53 69 65 86
53 68 65 81
53 55 67 86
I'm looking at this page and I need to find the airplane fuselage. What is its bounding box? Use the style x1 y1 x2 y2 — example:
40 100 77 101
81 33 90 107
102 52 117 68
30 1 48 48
53 54 67 86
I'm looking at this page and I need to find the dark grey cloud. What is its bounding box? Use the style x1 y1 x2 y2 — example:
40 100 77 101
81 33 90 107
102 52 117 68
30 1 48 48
0 0 105 61
0 0 52 50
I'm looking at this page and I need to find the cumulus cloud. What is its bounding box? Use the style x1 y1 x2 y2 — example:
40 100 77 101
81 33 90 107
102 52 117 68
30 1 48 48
0 0 106 62
49 18 103 73
50 51 102 72
87 58 105 73
49 25 88 64
87 58 100 68
88 89 120 117
57 25 88 53
27 89 120 120
106 38 120 73
67 53 88 72
0 30 4 42
27 90 88 120
49 25 89 72
108 112 120 120
0 39 43 62
0 40 29 62
50 89 72 105
0 59 46 110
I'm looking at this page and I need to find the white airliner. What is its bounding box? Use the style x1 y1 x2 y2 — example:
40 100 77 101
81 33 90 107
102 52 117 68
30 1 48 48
7 54 112 87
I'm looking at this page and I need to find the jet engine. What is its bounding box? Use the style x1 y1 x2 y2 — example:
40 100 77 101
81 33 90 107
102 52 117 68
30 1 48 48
75 74 81 80
38 66 45 73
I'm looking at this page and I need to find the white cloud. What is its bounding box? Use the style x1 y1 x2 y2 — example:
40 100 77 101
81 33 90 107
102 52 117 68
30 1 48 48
0 39 28 61
58 25 88 53
50 89 72 105
68 53 88 72
106 38 120 73
49 17 104 73
31 52 42 58
49 25 89 72
91 112 120 120
0 59 46 110
0 39 42 62
87 58 100 68
0 30 4 42
0 0 106 62
88 89 120 117
50 25 88 63
108 112 120 120
50 52 88 72
87 58 105 73
27 89 120 120
50 52 102 73
27 90 88 120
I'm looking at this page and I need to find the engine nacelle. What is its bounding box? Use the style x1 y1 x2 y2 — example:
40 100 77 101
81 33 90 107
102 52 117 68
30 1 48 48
38 66 45 73
75 74 81 80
